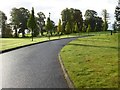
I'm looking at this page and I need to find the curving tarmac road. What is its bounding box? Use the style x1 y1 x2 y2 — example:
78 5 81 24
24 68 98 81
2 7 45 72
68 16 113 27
1 38 77 88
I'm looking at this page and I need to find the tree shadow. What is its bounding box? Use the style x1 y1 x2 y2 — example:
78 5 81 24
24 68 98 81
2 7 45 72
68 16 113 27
68 43 119 49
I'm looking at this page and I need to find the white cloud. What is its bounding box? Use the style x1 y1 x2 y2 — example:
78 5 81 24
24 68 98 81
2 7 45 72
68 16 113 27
0 0 118 27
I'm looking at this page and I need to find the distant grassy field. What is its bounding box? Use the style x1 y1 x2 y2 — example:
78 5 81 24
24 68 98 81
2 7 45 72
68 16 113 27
60 33 119 88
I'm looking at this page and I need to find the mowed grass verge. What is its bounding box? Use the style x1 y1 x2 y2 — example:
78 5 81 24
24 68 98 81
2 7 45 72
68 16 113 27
60 33 119 88
0 31 110 51
0 34 78 51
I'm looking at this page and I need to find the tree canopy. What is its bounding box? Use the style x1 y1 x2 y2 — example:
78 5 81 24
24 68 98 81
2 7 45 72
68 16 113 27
10 7 30 37
61 8 83 34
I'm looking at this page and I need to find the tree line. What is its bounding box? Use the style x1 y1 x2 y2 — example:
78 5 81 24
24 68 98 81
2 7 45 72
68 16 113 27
0 1 119 38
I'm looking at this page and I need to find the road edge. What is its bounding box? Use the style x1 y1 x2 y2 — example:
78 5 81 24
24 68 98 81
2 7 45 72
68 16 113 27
58 53 75 89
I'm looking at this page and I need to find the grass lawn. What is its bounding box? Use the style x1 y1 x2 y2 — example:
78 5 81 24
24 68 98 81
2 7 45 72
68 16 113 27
0 31 111 51
0 34 81 51
60 33 119 88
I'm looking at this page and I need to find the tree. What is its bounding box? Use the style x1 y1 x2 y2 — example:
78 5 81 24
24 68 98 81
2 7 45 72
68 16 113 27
95 17 103 32
112 21 117 32
0 11 7 37
4 24 13 37
45 17 53 36
82 22 86 32
10 7 30 37
73 9 83 32
87 24 91 35
115 0 120 30
61 8 83 34
27 7 37 41
61 8 72 34
84 9 97 31
50 20 55 36
18 7 30 37
74 22 79 33
102 9 109 31
37 12 46 36
57 19 62 35
10 8 20 37
65 22 71 34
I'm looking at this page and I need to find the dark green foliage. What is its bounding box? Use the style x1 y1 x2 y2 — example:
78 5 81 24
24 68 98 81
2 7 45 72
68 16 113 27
84 9 103 32
73 9 83 32
27 7 37 41
87 24 91 35
50 20 55 35
74 22 79 33
4 24 13 38
10 7 30 37
18 8 30 37
65 22 71 34
102 9 109 31
37 12 46 36
45 17 55 36
27 7 36 30
115 0 120 30
61 8 83 34
82 23 86 32
95 17 103 32
0 11 12 38
0 11 8 37
84 9 97 31
57 19 62 35
103 21 108 31
112 21 117 32
10 8 19 37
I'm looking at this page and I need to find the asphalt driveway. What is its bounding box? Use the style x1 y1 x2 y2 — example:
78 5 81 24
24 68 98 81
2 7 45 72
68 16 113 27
1 38 77 88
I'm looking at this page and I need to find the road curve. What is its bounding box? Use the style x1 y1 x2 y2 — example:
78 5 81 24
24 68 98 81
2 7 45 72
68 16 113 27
1 38 77 88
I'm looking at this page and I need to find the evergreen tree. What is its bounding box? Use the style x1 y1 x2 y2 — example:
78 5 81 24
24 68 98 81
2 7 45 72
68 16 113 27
115 0 120 30
65 22 71 34
57 19 62 35
27 7 37 41
87 24 91 35
74 22 79 33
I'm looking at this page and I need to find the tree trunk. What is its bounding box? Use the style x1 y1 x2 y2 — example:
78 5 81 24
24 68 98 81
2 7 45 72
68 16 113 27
41 29 43 36
32 29 33 41
22 29 25 37
15 29 18 38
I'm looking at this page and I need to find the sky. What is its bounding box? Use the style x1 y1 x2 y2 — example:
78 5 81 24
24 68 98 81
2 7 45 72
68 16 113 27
0 0 118 29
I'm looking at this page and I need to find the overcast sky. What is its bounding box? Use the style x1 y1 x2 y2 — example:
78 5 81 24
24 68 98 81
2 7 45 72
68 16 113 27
0 0 118 29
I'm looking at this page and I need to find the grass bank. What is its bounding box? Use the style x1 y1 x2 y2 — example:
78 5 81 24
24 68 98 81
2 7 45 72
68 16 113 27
60 33 119 88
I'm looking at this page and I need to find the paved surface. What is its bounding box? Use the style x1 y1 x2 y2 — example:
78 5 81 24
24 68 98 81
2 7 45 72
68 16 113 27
1 38 77 88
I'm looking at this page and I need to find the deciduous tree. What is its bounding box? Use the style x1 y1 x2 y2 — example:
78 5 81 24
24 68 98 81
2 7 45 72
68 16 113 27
84 9 97 31
102 9 109 31
37 12 46 36
0 11 7 37
10 7 30 37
